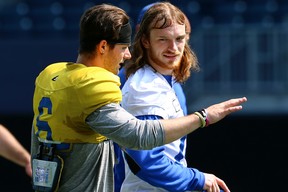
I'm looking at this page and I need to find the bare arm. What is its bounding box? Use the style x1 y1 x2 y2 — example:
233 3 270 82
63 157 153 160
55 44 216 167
0 124 32 177
161 97 247 144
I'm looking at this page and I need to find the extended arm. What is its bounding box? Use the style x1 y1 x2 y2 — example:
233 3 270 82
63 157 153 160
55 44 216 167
0 124 32 177
87 97 247 150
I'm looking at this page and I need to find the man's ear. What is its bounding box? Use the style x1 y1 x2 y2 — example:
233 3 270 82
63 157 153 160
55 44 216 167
98 40 108 54
141 36 150 48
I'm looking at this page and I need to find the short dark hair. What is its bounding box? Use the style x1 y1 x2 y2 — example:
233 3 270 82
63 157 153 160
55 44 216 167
78 4 130 54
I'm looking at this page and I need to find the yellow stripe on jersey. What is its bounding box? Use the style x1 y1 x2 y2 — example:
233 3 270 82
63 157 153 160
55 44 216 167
33 62 122 143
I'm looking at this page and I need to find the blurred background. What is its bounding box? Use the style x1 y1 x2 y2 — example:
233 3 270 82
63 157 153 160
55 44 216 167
0 0 287 191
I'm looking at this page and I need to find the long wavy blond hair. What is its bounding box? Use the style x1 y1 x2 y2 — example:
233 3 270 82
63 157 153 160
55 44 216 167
125 2 199 83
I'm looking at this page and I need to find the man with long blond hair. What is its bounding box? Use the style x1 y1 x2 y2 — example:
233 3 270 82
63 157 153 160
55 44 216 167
121 2 231 192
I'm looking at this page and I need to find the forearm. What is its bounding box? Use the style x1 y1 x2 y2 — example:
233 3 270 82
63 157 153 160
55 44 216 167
0 124 30 167
160 114 201 144
126 147 205 191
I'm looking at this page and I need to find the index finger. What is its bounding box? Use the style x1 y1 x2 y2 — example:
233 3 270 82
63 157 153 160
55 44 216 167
216 177 230 192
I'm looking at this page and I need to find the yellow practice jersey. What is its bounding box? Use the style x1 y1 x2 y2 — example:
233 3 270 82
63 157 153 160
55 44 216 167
32 62 122 143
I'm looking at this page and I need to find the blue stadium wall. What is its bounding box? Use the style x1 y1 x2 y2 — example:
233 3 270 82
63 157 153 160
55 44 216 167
1 0 287 191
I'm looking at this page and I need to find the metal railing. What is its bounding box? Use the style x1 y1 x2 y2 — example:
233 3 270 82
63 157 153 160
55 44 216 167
184 26 288 114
